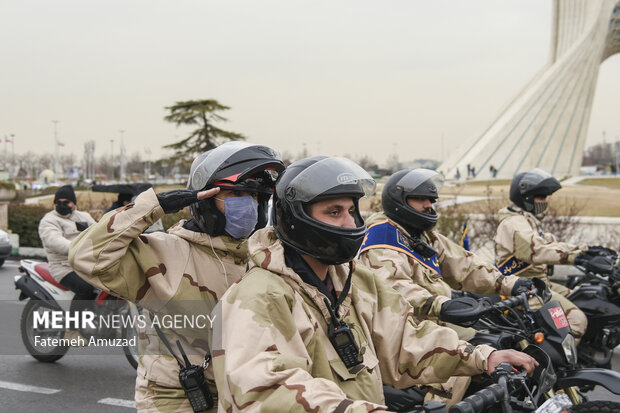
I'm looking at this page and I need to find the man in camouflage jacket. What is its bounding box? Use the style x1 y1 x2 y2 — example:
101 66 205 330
358 169 529 406
494 205 584 293
493 169 587 340
359 212 519 326
212 157 537 412
494 204 587 338
70 142 284 413
357 169 533 329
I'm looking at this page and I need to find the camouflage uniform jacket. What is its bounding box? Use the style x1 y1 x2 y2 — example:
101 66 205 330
358 212 518 320
39 208 96 282
212 227 495 412
69 189 248 409
494 206 584 285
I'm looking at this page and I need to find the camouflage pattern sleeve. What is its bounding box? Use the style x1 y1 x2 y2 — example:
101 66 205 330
497 215 582 266
357 249 448 320
212 270 387 413
356 266 495 387
69 189 173 302
431 232 517 296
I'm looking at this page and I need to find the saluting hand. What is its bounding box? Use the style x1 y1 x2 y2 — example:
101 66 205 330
156 187 220 214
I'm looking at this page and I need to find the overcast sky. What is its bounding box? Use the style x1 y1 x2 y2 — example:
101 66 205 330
1 0 618 167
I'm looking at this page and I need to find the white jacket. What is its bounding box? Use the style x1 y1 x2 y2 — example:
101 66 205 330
38 209 96 282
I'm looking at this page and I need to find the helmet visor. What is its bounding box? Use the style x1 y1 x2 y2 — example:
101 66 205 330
395 169 444 193
519 168 554 189
278 157 376 202
216 175 275 194
188 141 261 191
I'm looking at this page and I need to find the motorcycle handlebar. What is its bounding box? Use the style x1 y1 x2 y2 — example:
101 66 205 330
496 293 528 309
448 383 506 413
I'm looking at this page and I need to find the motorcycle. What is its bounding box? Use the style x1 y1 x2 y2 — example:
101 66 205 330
440 278 620 408
385 343 607 412
563 248 620 370
13 259 140 369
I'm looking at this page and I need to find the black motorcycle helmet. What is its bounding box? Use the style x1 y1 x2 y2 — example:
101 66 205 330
382 168 444 234
187 141 285 236
509 168 561 213
272 156 376 265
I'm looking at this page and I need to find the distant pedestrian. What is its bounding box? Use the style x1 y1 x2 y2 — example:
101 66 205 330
466 163 471 177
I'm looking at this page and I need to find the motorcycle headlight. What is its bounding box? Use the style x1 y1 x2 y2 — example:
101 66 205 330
561 333 577 365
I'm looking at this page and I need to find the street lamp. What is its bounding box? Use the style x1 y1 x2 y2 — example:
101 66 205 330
3 134 15 174
615 137 620 176
110 139 114 180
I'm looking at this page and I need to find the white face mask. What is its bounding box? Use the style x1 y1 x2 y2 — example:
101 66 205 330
217 196 259 239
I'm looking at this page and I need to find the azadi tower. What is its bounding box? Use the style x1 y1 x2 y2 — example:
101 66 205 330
440 0 620 180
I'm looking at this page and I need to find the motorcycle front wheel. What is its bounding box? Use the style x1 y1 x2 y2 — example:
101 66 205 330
20 300 69 362
121 303 140 369
122 324 139 369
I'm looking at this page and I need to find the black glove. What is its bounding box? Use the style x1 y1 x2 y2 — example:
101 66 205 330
585 255 615 275
587 245 617 259
511 278 534 296
156 190 200 214
573 253 588 267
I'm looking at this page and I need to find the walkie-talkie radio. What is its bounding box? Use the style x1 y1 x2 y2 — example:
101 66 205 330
175 341 214 412
324 299 360 369
150 313 214 412
409 235 437 259
179 363 213 412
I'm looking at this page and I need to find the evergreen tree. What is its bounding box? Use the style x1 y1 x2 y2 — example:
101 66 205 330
163 99 245 162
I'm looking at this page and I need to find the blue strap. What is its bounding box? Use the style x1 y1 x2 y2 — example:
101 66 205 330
496 255 532 276
360 221 441 275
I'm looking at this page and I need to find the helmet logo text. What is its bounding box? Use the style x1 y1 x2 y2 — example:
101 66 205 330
337 173 358 184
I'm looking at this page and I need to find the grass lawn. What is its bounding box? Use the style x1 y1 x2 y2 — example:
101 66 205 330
365 180 620 217
28 181 620 218
576 178 620 190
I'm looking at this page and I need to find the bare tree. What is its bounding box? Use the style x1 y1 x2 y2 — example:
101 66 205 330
126 151 144 175
355 154 379 172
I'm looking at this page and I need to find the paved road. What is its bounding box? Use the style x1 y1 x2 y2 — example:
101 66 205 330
0 260 136 412
1 259 619 411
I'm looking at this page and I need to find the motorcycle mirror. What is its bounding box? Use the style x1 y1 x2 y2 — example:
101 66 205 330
439 297 492 327
532 278 552 303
